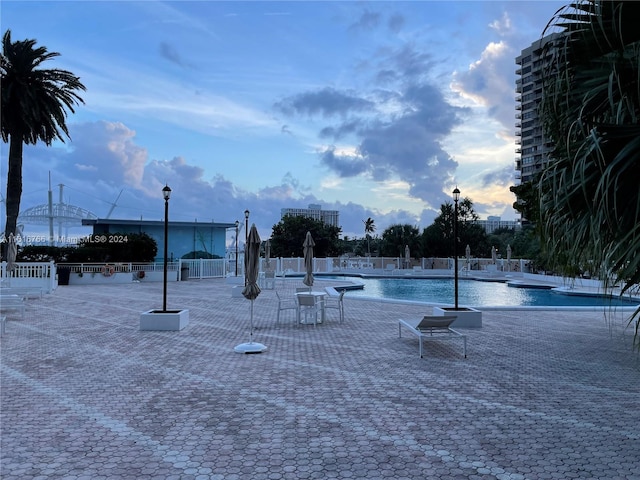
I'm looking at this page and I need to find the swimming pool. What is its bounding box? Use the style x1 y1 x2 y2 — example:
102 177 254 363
325 276 640 308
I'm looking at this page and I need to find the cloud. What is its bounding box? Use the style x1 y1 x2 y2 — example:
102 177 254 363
159 41 191 68
7 120 423 241
481 164 515 188
320 147 369 177
63 121 148 188
277 44 469 211
450 40 516 130
371 44 436 85
489 12 513 36
349 10 381 31
388 14 405 34
274 87 375 118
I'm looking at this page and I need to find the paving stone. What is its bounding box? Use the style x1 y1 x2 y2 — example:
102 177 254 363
1 278 638 479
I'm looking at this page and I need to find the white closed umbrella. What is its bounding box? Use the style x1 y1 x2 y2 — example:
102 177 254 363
405 244 410 269
265 239 271 269
506 244 512 272
235 223 266 354
5 234 17 273
303 231 315 290
465 244 471 271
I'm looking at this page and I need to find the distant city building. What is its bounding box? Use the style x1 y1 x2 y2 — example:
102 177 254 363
514 33 563 185
475 216 521 234
281 204 340 228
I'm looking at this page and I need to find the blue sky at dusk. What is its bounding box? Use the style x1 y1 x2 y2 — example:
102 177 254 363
1 0 567 243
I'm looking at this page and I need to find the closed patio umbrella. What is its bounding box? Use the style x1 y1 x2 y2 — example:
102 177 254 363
506 244 512 272
491 246 497 264
465 244 471 271
5 234 17 273
303 231 315 290
265 239 271 269
405 244 410 269
235 223 266 354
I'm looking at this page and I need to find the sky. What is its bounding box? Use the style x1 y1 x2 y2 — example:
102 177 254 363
1 0 568 246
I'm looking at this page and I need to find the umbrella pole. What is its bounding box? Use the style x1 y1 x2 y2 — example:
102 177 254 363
234 298 266 353
249 299 254 344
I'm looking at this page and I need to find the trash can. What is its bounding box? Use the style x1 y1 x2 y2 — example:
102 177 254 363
58 267 71 285
180 265 190 281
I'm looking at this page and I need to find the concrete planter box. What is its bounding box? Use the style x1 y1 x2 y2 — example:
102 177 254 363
433 306 482 328
140 309 189 331
226 275 245 285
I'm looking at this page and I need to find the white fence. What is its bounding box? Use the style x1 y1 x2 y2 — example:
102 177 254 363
1 261 57 293
1 256 535 291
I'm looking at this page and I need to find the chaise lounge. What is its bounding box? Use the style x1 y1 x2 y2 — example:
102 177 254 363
398 315 467 358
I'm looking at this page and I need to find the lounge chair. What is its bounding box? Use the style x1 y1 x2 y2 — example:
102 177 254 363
398 316 467 358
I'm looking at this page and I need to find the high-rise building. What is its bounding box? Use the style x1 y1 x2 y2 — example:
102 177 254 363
475 216 521 234
281 204 340 228
514 33 563 185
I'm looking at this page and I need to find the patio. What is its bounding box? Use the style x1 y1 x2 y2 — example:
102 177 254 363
1 278 638 479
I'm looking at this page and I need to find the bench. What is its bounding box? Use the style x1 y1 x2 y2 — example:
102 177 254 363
0 286 43 299
398 316 467 358
0 295 26 319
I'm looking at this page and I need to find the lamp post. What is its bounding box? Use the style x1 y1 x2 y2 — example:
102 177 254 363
244 209 250 285
452 187 460 310
162 184 171 312
235 220 239 276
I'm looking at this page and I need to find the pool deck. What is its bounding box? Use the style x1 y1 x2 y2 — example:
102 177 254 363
1 278 639 479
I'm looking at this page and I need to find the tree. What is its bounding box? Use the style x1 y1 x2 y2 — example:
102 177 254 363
380 224 420 258
509 174 542 226
270 215 342 258
67 233 157 263
539 1 640 342
422 198 488 258
1 30 86 264
363 217 376 255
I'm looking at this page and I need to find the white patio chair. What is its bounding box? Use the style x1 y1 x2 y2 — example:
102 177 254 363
296 294 321 326
263 271 276 290
324 289 345 323
275 290 297 326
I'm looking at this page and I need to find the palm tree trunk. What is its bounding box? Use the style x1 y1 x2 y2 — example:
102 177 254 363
3 134 23 259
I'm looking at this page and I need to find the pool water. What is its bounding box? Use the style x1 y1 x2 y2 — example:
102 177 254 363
329 277 639 307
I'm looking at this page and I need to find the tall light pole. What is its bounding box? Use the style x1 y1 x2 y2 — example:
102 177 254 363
234 220 239 276
244 209 250 284
162 184 171 312
452 187 460 310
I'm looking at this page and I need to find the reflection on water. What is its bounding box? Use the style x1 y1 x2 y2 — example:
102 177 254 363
332 277 638 307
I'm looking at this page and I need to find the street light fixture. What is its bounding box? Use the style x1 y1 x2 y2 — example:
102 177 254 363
235 220 239 276
162 184 172 312
452 187 460 310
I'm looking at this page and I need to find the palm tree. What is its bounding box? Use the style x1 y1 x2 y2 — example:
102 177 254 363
1 30 85 263
538 1 640 342
363 217 376 255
